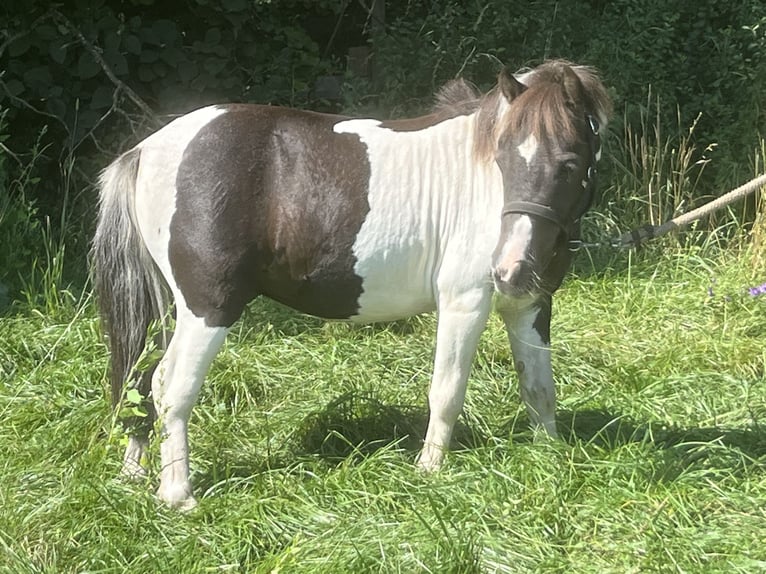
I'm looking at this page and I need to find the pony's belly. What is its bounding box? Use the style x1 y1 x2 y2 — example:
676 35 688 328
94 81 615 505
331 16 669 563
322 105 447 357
260 271 433 323
349 258 436 323
350 283 435 323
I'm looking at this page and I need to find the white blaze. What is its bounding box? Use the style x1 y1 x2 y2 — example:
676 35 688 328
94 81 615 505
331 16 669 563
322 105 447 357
517 134 538 167
496 215 533 282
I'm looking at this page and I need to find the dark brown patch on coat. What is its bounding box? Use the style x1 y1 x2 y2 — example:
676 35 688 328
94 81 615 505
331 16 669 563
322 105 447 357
169 105 372 327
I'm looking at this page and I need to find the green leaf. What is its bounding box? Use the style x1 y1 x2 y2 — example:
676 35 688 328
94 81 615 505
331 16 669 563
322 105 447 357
204 28 222 45
45 98 67 119
222 0 247 11
22 67 53 91
124 35 142 55
77 52 101 80
4 79 24 97
125 388 143 405
137 65 155 83
151 19 179 45
152 62 168 78
160 46 184 66
104 30 121 54
35 25 58 41
8 36 31 57
178 60 198 84
139 50 159 64
204 57 227 75
49 42 67 65
90 85 114 110
104 49 128 76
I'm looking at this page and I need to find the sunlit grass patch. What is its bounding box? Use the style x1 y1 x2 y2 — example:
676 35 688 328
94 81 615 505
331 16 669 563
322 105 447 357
2 242 766 572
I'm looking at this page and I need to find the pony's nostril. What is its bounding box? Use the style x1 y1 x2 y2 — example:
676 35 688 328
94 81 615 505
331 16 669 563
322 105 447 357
493 260 534 293
493 266 512 284
510 261 531 281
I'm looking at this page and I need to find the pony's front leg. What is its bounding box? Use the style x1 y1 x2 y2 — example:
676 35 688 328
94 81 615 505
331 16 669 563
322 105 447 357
497 296 558 437
152 306 228 510
417 288 492 471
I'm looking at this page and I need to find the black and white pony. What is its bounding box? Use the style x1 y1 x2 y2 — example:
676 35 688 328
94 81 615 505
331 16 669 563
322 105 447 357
92 60 612 509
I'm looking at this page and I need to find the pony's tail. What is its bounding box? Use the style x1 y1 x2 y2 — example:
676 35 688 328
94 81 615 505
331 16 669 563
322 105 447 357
91 147 168 410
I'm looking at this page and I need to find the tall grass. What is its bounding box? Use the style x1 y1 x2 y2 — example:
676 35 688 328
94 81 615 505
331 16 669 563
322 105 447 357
744 139 766 270
0 109 83 318
581 93 765 267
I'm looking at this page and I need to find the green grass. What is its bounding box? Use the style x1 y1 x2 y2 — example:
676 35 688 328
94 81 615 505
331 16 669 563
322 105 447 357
1 242 766 573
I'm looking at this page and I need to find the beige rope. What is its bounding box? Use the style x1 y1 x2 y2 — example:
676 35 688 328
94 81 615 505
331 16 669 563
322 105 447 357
615 172 766 247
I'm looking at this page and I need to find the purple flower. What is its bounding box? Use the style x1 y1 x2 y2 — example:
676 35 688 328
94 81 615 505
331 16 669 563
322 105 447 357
748 282 766 297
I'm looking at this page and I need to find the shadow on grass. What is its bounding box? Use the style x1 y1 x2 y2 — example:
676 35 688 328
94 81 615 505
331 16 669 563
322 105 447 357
554 408 766 482
296 392 429 459
193 395 766 493
295 395 766 476
556 408 766 458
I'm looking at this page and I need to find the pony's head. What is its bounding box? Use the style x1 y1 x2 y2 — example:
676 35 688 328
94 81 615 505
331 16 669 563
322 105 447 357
479 61 612 298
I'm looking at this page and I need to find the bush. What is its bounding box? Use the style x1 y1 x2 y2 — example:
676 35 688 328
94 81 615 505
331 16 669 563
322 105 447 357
0 109 43 310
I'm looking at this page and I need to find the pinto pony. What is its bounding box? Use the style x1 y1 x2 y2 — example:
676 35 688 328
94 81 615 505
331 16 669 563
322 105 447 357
92 60 611 509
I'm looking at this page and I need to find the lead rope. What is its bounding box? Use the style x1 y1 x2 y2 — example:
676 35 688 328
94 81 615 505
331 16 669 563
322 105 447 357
570 172 766 250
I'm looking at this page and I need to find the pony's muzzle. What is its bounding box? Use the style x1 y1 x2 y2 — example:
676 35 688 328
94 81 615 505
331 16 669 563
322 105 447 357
492 260 536 296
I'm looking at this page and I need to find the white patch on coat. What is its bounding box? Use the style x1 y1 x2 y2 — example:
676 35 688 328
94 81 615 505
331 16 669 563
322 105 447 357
517 134 538 167
333 119 382 135
332 115 504 323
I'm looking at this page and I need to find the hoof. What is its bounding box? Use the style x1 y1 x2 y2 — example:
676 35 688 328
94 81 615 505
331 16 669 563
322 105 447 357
531 422 558 443
121 436 149 480
120 461 149 481
158 482 198 512
416 445 445 473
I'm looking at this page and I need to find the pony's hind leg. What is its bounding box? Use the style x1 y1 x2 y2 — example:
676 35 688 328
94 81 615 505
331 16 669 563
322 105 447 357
497 297 558 437
152 304 228 510
417 288 492 471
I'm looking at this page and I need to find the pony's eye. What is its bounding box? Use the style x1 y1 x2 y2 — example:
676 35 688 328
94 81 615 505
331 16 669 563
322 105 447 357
559 160 578 176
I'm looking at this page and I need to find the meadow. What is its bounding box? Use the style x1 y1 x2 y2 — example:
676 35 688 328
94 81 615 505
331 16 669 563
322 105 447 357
2 91 766 572
1 229 766 573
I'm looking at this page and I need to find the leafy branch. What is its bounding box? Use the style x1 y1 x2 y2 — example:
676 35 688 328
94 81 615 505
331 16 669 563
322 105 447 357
50 9 160 127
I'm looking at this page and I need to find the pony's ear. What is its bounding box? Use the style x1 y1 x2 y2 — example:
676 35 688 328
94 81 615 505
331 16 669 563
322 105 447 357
562 65 585 110
498 67 525 102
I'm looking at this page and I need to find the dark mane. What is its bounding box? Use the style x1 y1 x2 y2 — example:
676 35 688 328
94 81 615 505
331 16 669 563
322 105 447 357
475 60 613 161
507 60 612 142
383 60 612 152
380 78 481 132
433 78 482 116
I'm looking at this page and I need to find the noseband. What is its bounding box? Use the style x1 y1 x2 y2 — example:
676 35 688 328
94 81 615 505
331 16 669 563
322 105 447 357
502 114 601 245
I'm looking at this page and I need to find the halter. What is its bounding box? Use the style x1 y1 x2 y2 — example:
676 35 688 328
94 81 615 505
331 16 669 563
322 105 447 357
502 114 601 247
